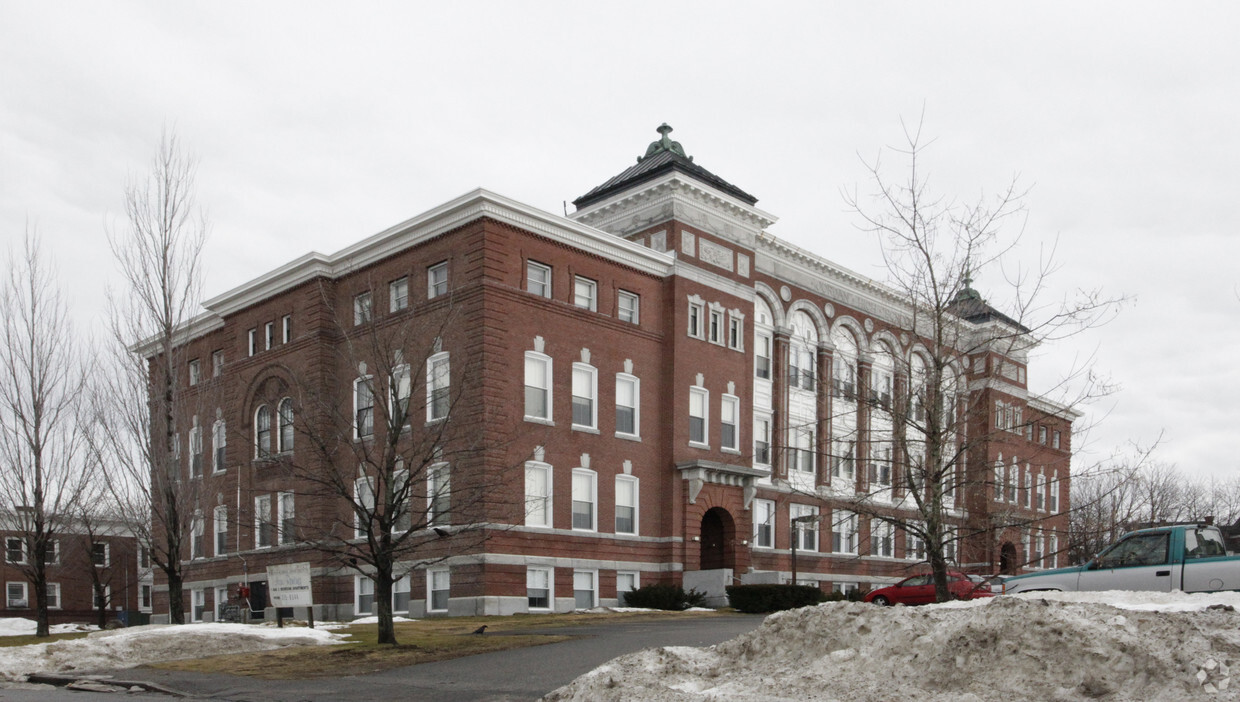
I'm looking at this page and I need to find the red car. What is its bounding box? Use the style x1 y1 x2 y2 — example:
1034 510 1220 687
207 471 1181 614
863 571 993 605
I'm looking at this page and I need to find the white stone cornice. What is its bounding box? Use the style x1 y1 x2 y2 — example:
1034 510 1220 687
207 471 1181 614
1028 395 1084 420
674 261 756 301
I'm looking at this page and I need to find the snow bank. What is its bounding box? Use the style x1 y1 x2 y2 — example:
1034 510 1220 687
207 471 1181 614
0 622 344 681
0 618 97 637
545 591 1240 701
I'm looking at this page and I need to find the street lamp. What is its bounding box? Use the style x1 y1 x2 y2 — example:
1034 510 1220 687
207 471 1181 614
790 514 819 586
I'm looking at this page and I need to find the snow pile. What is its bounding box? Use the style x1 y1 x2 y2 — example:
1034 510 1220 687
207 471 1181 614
545 591 1240 702
0 622 343 681
0 618 97 637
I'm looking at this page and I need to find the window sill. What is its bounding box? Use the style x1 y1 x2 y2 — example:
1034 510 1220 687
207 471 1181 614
688 441 710 450
721 447 741 455
614 432 642 442
571 425 600 435
524 416 555 427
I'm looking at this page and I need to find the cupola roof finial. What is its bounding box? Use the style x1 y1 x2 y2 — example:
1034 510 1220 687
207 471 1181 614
639 122 690 163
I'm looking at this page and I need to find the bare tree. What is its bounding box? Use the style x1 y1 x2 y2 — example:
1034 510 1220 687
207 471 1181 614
826 118 1121 602
0 233 92 637
96 130 208 625
270 278 520 645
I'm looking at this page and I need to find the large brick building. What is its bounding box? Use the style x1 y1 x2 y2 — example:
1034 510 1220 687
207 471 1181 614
146 125 1073 621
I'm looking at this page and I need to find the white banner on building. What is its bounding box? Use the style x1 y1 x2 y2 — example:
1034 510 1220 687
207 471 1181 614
267 562 313 607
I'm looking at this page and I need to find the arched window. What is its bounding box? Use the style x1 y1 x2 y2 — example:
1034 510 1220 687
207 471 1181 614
255 405 271 458
278 398 294 453
830 325 859 400
788 311 818 391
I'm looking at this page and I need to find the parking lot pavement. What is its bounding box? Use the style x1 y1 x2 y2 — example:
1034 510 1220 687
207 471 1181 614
82 613 765 701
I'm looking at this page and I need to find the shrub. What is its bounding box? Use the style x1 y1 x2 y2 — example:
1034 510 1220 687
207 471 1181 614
725 584 827 613
622 583 707 610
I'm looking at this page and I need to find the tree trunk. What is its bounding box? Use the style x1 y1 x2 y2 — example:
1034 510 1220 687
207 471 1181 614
167 572 185 625
375 563 397 645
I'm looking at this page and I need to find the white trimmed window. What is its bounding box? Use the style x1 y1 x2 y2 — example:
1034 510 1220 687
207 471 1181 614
428 262 448 299
354 377 375 439
944 526 958 562
278 491 296 545
1008 457 1019 502
571 363 597 430
254 495 273 549
1049 471 1060 512
189 423 203 478
617 572 639 600
428 568 450 612
282 314 292 343
573 276 597 311
615 374 639 437
755 332 771 379
93 584 110 610
754 416 772 466
190 514 204 559
214 506 228 555
906 523 926 561
791 504 819 552
354 476 374 539
1023 468 1032 508
689 386 708 446
278 398 294 453
212 419 226 473
247 328 257 357
791 429 815 474
618 290 639 324
524 352 553 421
5 582 27 608
192 589 206 622
353 292 372 326
527 261 552 298
571 468 597 531
524 461 552 528
1053 430 1061 449
994 458 1005 502
615 475 638 535
427 352 450 422
92 542 109 567
720 395 740 452
355 576 374 616
1034 471 1045 511
1039 425 1048 444
390 276 409 311
394 575 411 613
708 307 724 344
188 359 200 386
46 583 60 610
265 322 275 350
392 464 412 533
870 519 894 558
390 364 412 428
728 315 743 351
753 499 775 548
212 350 224 376
573 570 596 609
688 299 704 339
428 463 450 527
527 567 553 610
1048 533 1059 569
832 440 855 482
831 510 858 555
5 537 24 564
140 584 152 611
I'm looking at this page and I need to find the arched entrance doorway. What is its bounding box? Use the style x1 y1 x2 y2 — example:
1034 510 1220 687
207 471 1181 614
700 507 735 571
1000 541 1018 574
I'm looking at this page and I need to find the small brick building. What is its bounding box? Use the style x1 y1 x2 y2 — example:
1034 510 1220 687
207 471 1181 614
145 125 1073 621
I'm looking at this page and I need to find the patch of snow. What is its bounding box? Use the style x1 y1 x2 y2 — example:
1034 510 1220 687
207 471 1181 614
346 615 417 625
0 618 98 637
544 591 1240 701
0 622 344 681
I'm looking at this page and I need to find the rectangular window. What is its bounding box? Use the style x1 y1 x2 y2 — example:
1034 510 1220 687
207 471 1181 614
428 463 450 526
390 276 409 311
189 424 203 478
831 510 857 555
906 524 926 561
1053 430 1061 449
1023 470 1032 508
278 492 296 545
832 356 856 398
356 576 374 616
214 506 228 555
46 541 59 565
428 262 448 298
689 387 708 446
391 364 412 428
1039 426 1047 444
524 353 552 421
212 420 226 473
870 519 894 558
573 570 596 609
617 572 639 600
92 542 109 567
46 583 60 610
615 476 638 535
573 276 597 311
753 499 775 548
392 465 412 533
192 589 206 622
728 316 743 350
1008 459 1019 503
93 584 110 610
1048 534 1059 569
1049 471 1059 512
247 329 257 357
720 395 739 451
265 322 275 350
254 495 274 548
832 440 856 482
188 359 201 386
140 584 152 610
571 364 597 430
427 353 450 422
527 567 552 610
353 292 372 325
572 469 596 531
995 460 1005 502
525 461 552 528
527 261 552 298
688 300 704 339
754 417 771 466
212 350 224 376
615 374 639 437
617 290 639 324
282 314 292 343
791 504 819 552
354 476 374 539
708 308 723 344
755 333 771 379
190 515 204 559
355 377 374 439
394 575 411 614
428 569 450 611
1034 472 1045 510
792 429 815 474
5 538 23 564
6 582 27 608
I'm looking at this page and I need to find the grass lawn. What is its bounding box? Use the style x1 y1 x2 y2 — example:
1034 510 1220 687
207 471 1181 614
148 609 727 679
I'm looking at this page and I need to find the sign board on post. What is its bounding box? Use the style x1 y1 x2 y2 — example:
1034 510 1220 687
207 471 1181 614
267 562 313 608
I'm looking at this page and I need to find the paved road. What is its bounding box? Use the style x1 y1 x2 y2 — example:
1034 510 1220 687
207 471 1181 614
0 613 764 702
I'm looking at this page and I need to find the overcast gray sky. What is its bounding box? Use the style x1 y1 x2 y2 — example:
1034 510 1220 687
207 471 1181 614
3 2 1237 480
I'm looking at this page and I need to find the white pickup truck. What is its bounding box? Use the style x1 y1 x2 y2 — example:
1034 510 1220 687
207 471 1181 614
1003 523 1240 594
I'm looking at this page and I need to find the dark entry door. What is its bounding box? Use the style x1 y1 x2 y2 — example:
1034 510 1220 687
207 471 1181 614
248 581 268 619
700 508 732 570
